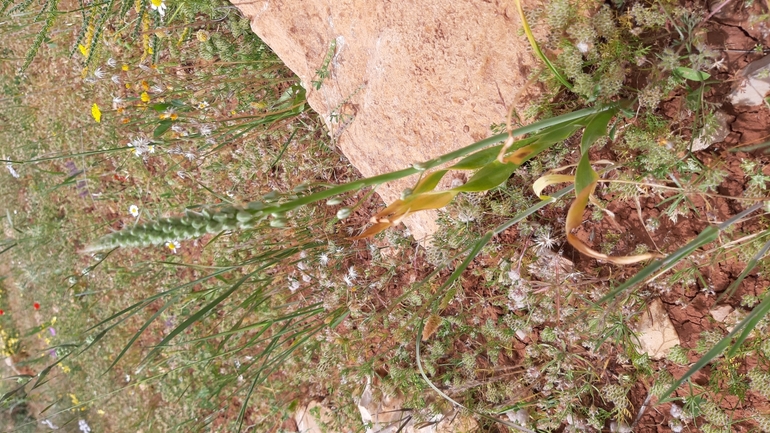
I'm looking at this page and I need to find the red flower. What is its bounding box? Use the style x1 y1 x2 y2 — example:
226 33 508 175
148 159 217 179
33 302 40 310
0 310 4 315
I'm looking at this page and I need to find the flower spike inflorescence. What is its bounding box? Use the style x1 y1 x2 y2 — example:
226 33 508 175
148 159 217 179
84 202 274 252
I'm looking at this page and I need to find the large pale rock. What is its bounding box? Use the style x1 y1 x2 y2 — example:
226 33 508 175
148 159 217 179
232 0 541 241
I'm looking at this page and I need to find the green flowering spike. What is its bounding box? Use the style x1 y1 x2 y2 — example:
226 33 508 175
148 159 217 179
84 203 265 252
236 211 253 223
206 221 223 233
191 219 206 229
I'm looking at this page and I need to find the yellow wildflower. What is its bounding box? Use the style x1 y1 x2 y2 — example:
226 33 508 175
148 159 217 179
140 92 150 103
91 103 102 123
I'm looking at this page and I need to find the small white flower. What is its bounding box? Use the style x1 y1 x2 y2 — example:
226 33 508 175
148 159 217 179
184 151 197 161
78 419 91 433
199 124 213 136
138 63 151 72
41 419 59 430
165 241 178 254
347 266 358 280
533 226 558 251
125 374 131 382
151 85 164 93
197 101 209 110
5 158 20 178
129 205 139 217
93 67 105 79
576 42 590 54
112 95 124 108
319 253 329 265
709 57 727 71
111 75 121 85
670 403 683 419
107 57 117 68
129 136 151 156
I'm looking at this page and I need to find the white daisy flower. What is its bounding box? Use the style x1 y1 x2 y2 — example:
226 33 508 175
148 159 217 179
150 0 167 17
129 204 139 217
165 241 178 254
106 57 117 68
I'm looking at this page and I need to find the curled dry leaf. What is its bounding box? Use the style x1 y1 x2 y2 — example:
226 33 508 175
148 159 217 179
422 314 442 341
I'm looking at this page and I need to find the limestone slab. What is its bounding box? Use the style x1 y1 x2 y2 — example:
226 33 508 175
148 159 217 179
231 0 541 241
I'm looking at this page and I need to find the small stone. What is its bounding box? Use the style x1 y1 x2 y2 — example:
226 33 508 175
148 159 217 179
634 298 681 360
691 110 730 152
506 408 529 425
296 401 336 433
729 54 770 107
709 304 734 323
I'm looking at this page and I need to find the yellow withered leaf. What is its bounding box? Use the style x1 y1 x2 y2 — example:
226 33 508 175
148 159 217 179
354 191 457 239
533 174 574 199
565 178 663 265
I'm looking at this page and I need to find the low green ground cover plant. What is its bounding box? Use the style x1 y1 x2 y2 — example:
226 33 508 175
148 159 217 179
2 0 770 432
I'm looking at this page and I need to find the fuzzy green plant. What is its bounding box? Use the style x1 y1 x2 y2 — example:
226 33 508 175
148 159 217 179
84 202 274 252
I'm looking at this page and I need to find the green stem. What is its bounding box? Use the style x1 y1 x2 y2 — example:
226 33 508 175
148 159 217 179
260 103 616 215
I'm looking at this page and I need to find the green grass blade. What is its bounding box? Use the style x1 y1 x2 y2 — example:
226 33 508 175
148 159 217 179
595 226 720 306
105 294 182 374
660 291 770 401
513 0 572 90
727 293 770 358
718 231 770 302
138 271 257 368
